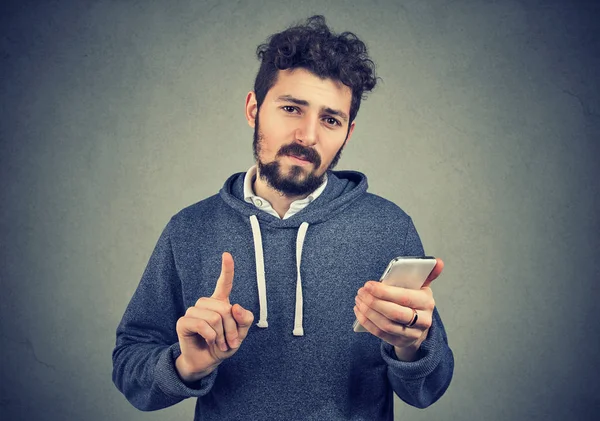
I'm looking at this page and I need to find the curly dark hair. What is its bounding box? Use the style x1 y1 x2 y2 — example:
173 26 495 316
254 15 378 126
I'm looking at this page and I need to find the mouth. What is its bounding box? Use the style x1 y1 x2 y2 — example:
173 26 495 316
287 154 312 166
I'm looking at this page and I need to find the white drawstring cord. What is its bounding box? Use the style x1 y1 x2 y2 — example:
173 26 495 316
249 215 268 328
293 222 309 336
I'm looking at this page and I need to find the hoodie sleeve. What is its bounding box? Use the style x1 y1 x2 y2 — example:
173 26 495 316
112 219 218 411
379 217 454 408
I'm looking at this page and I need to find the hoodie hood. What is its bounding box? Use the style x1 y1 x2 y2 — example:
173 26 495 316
219 169 368 228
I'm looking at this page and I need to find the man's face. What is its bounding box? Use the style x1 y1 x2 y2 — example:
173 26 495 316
246 68 355 197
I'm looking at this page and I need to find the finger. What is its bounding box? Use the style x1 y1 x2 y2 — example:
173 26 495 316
176 315 218 346
363 283 434 311
355 304 423 341
193 297 239 349
422 258 444 288
353 305 422 347
232 304 254 341
185 306 228 351
355 292 432 327
211 252 234 301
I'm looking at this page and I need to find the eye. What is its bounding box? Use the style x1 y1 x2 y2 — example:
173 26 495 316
324 117 341 127
282 105 299 114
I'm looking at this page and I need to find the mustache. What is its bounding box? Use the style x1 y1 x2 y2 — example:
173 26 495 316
277 143 321 167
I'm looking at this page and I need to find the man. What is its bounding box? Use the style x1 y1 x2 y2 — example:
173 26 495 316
112 15 454 420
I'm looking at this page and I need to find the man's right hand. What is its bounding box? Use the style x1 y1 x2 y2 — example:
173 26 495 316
175 252 254 383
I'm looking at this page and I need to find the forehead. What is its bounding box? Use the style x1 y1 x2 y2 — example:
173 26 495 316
267 68 352 112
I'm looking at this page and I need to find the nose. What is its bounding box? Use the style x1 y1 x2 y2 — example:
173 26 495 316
295 115 318 147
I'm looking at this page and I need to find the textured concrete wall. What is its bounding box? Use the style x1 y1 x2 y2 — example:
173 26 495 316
1 1 598 420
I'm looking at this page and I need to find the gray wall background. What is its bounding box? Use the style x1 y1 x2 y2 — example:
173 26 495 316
1 0 599 420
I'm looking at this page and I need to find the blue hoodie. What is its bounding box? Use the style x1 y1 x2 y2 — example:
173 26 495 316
112 170 454 420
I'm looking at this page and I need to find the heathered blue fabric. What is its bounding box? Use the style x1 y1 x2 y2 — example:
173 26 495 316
112 170 454 420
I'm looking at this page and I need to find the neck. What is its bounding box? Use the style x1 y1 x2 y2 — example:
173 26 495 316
253 169 310 218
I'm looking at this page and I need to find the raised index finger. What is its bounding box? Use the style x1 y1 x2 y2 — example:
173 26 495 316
211 252 234 301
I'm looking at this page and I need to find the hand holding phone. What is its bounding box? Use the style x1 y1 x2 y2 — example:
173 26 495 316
353 256 436 332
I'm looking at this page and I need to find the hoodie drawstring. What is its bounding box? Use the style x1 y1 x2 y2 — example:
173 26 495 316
249 215 309 336
249 215 268 328
293 222 309 336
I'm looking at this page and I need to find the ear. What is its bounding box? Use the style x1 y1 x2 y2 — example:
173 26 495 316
345 121 356 144
245 92 258 128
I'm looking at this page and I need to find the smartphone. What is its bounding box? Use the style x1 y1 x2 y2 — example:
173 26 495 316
353 256 437 332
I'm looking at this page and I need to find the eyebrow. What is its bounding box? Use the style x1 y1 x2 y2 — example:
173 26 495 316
275 94 349 123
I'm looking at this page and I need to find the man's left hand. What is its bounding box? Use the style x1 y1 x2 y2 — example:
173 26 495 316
353 258 444 361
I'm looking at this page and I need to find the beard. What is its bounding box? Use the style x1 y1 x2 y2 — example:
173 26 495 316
252 112 347 197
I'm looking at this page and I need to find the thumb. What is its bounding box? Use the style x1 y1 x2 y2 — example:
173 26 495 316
422 258 444 288
211 252 234 301
232 303 254 329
